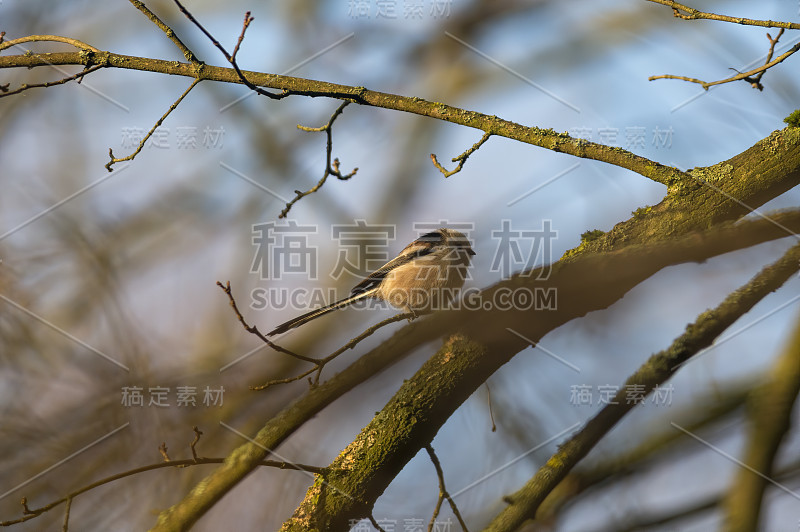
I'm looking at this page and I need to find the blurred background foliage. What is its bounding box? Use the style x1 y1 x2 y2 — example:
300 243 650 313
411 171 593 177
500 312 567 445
1 0 799 530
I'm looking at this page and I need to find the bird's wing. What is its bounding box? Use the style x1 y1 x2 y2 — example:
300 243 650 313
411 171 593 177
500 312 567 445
349 232 442 294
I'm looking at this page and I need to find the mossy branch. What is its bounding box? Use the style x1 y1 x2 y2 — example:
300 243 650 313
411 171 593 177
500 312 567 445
0 47 684 187
485 242 800 531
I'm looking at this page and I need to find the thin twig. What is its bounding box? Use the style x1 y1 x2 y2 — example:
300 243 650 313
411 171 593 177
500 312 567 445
0 64 104 99
280 101 358 218
61 497 72 532
368 514 388 532
485 382 497 432
1 457 326 527
216 281 319 364
430 131 491 178
250 365 319 391
0 34 104 98
251 311 415 391
649 28 797 90
737 28 785 91
159 442 171 462
127 0 200 63
0 34 100 53
425 445 469 532
172 1 289 100
190 426 203 461
105 77 202 171
646 0 800 30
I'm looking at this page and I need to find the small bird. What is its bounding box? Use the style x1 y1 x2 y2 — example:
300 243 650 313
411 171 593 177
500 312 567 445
268 228 476 336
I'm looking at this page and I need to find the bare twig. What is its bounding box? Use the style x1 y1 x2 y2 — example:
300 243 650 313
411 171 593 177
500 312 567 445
649 28 797 90
0 35 104 99
250 365 319 391
172 1 290 100
61 497 72 532
280 101 358 218
430 131 491 178
0 34 100 53
158 442 171 462
1 456 326 527
251 311 415 391
425 445 469 532
368 515 388 532
127 0 200 63
646 0 800 30
0 64 104 99
486 382 497 432
737 28 785 91
216 281 319 364
190 426 203 461
105 78 202 171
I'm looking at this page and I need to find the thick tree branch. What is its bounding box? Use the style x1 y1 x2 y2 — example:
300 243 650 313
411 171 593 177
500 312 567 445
283 242 800 530
151 206 800 531
536 382 753 524
280 334 489 531
485 241 800 531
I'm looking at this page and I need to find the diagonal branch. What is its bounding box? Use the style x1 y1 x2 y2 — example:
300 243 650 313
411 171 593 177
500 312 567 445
645 0 800 30
484 242 800 531
216 281 318 365
425 445 469 532
151 206 800 531
0 46 687 186
128 0 200 64
172 1 290 100
105 78 202 171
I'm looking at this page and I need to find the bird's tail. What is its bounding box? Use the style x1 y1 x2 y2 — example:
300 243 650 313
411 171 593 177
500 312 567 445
267 289 376 336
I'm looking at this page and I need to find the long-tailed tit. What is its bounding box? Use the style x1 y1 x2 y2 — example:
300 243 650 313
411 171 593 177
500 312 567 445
268 228 476 336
